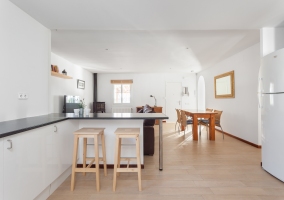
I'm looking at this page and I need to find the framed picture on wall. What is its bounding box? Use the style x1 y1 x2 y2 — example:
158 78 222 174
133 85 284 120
214 70 235 98
77 79 85 89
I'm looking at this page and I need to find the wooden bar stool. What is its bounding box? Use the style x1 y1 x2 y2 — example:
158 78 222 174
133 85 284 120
113 128 142 191
71 128 107 191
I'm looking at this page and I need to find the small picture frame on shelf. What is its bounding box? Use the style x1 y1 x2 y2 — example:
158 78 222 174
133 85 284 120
77 79 85 89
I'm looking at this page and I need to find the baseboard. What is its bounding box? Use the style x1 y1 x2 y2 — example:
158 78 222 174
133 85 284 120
50 167 72 194
77 164 145 169
217 129 261 148
34 184 50 200
34 167 72 200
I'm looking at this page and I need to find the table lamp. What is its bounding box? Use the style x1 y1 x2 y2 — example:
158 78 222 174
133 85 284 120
150 95 157 107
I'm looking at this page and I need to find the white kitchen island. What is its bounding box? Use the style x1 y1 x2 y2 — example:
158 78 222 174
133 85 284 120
0 113 168 200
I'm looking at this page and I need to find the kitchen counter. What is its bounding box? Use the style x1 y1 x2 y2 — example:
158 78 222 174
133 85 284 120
0 113 168 138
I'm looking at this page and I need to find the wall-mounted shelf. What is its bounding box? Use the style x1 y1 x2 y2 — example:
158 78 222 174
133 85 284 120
51 71 73 79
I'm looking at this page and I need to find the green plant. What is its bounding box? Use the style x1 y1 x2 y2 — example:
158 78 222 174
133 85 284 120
79 99 86 108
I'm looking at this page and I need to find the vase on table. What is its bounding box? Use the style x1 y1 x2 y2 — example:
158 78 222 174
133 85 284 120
84 108 90 116
79 108 84 115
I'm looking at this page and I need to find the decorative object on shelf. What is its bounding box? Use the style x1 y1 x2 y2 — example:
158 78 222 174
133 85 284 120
62 69 67 75
79 99 86 115
150 95 157 107
51 65 59 72
77 79 85 89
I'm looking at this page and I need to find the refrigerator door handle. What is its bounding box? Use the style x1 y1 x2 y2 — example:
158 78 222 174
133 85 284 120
258 93 262 108
262 92 284 94
258 69 263 108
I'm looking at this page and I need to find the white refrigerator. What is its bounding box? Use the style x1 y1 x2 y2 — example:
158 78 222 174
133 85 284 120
261 48 284 182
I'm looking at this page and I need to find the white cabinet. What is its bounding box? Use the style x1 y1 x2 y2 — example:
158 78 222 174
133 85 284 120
0 138 3 200
56 120 77 174
3 120 78 200
44 120 77 185
3 128 47 200
42 124 60 187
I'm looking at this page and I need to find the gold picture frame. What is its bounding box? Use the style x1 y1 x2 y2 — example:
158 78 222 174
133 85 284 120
214 70 235 98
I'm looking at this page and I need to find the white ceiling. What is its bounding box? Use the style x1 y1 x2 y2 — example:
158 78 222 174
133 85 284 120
9 0 284 73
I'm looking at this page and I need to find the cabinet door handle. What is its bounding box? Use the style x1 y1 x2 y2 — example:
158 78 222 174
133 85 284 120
7 139 12 149
54 125 57 132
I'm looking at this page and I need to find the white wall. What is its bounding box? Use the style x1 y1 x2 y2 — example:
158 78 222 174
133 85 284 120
197 43 260 145
0 0 50 122
197 76 205 110
261 28 284 57
97 73 196 113
49 53 94 113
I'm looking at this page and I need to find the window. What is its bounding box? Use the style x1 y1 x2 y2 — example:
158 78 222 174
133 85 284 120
111 79 133 104
114 84 131 103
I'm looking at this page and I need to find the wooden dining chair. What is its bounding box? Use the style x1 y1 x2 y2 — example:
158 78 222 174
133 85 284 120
200 109 224 139
180 110 193 136
199 108 213 137
175 109 182 131
214 109 224 138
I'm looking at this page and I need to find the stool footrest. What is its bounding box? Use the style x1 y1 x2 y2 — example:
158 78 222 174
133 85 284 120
117 168 139 172
86 157 104 161
75 168 98 173
120 157 137 161
118 135 138 138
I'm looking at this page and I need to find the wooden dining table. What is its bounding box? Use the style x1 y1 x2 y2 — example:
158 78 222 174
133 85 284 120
181 109 217 141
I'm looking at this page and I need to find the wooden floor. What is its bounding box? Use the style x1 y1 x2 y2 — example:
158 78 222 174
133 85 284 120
48 123 284 200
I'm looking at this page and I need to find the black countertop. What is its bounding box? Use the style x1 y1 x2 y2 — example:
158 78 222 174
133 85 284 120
0 113 168 138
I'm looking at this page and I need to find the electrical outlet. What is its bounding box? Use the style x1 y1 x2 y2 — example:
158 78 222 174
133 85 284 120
18 93 23 99
18 93 28 100
23 93 28 99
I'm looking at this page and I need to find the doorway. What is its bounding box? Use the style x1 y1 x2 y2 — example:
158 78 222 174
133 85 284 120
166 82 182 122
